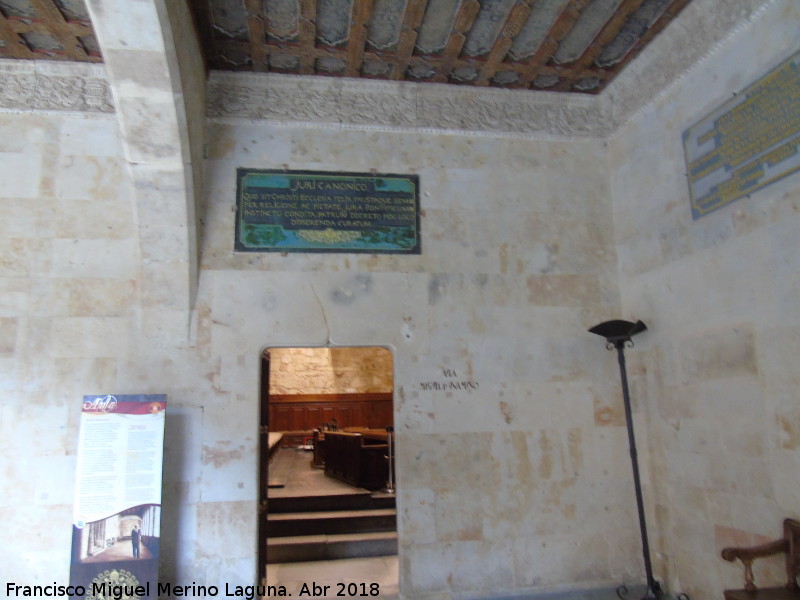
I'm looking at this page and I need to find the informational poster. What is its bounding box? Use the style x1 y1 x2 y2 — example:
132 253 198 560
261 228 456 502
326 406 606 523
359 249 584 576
235 169 421 253
683 50 800 218
68 395 167 600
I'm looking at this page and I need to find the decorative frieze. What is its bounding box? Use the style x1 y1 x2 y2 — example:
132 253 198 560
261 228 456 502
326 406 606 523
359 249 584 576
0 59 113 113
207 70 611 139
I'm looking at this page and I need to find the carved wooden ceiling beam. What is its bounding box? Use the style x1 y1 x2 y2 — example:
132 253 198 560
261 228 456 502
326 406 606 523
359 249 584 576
518 0 594 89
614 0 693 70
430 0 480 84
29 0 90 60
346 0 372 77
0 13 31 59
298 0 317 74
389 0 426 80
475 1 532 87
553 0 646 92
245 0 268 71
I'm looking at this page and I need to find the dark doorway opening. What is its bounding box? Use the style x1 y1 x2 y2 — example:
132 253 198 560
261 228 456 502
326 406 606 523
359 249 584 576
258 347 396 587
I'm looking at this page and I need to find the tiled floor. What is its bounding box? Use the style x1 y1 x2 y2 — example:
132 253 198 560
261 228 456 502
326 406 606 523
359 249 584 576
266 556 399 599
269 447 367 497
265 447 399 599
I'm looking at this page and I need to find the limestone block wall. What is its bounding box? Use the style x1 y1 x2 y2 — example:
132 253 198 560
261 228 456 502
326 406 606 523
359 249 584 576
269 346 394 395
0 111 138 580
608 0 800 597
199 121 638 597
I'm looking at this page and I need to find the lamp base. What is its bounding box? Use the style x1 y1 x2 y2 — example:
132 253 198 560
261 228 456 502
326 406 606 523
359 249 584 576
616 581 664 600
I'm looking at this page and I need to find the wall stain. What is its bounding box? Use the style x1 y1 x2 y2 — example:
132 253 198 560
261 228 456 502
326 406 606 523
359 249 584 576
428 273 448 305
538 431 553 479
499 401 512 424
331 273 373 305
202 442 243 468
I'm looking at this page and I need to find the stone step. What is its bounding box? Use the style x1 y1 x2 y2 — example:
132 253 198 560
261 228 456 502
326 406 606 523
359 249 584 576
268 508 396 537
267 531 398 564
268 492 395 514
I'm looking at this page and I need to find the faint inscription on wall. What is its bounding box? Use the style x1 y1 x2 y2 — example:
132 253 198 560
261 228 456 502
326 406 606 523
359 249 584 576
419 368 480 392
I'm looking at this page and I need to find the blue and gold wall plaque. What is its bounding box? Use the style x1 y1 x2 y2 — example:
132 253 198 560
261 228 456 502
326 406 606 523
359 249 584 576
683 51 800 219
235 169 420 253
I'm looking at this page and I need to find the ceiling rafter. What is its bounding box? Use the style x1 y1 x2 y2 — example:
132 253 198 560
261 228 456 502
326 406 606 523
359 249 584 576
245 0 268 71
517 0 595 89
345 0 372 77
0 12 31 59
0 0 97 62
298 0 317 74
553 0 646 92
607 0 693 74
0 0 696 96
30 0 89 59
431 0 480 84
389 0 427 80
475 1 532 87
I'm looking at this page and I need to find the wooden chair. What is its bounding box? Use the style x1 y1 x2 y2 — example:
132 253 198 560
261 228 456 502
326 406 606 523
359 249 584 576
721 518 800 599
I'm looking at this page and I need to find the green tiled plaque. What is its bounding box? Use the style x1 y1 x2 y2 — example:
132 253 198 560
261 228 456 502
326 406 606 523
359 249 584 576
235 169 420 253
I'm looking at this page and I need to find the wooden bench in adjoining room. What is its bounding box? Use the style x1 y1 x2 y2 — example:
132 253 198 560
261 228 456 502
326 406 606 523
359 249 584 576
721 518 800 599
323 430 390 491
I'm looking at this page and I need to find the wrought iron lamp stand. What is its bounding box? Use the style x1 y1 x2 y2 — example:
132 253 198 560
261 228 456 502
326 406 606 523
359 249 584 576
589 319 663 600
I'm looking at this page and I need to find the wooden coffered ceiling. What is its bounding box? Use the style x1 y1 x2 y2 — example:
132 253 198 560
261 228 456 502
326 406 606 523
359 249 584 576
0 0 694 94
0 0 101 61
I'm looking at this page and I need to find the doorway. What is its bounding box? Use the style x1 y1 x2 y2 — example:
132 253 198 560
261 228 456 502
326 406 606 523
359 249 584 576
258 347 397 591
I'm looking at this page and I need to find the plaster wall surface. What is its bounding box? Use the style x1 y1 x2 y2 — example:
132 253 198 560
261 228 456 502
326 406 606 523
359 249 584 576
608 0 800 597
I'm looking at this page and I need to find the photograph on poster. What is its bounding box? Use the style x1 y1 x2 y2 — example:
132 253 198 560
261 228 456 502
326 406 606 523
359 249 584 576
76 504 161 563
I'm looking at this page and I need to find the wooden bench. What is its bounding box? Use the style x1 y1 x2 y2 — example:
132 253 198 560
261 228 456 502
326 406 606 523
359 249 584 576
323 430 389 491
721 518 800 599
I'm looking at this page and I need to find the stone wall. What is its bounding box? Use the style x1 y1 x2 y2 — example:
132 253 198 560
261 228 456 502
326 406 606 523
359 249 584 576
0 111 138 581
199 122 630 596
0 106 633 597
608 0 800 597
269 347 393 395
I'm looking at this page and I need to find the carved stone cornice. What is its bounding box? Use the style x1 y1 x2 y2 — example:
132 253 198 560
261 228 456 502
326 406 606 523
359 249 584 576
0 59 114 113
207 70 609 139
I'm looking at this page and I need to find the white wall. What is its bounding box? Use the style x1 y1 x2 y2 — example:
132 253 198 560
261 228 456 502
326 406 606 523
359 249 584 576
609 0 800 596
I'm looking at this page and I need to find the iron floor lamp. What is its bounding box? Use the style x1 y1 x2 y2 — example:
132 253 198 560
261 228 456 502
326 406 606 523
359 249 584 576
588 319 662 600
